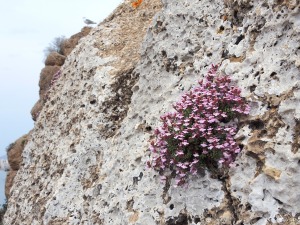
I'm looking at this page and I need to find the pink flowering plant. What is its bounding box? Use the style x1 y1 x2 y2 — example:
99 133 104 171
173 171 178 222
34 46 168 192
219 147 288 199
44 70 62 101
148 65 250 186
50 70 62 86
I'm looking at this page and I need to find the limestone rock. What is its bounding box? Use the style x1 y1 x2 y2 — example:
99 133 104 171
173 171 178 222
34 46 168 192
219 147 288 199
44 51 66 66
4 0 300 224
30 99 43 121
30 27 91 122
38 65 60 99
5 134 29 200
61 27 92 56
263 166 282 181
7 134 28 171
5 170 17 199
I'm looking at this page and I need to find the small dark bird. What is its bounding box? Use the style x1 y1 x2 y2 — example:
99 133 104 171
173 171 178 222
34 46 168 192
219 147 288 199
83 17 97 25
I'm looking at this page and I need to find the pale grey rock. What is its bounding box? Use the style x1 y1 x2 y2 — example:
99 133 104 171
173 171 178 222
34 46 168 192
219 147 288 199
4 0 300 224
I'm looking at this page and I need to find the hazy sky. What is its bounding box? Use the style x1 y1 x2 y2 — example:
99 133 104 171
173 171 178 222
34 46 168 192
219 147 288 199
0 0 123 158
0 0 123 204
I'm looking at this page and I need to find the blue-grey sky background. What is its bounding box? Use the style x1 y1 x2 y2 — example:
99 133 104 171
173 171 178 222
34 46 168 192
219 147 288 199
0 0 123 205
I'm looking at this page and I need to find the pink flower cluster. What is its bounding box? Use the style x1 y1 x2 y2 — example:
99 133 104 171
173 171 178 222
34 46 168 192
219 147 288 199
35 70 62 120
44 70 62 101
148 65 250 186
50 70 62 86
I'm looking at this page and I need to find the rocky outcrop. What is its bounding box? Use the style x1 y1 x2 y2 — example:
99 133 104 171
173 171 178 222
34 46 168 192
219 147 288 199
4 171 17 200
6 23 92 205
38 66 61 98
4 0 300 224
7 135 28 171
61 27 92 56
5 134 28 199
44 52 66 66
30 27 92 121
5 27 91 201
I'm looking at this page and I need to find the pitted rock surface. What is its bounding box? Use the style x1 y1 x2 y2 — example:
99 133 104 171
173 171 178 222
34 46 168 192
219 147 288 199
4 0 300 224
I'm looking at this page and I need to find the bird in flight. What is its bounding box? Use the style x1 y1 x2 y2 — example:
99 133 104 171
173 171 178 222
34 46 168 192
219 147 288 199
83 17 97 25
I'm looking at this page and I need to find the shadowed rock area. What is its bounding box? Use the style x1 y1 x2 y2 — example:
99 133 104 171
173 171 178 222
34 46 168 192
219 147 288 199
4 0 300 224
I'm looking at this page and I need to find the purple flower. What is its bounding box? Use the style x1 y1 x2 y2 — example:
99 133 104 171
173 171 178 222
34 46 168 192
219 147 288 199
176 151 184 156
147 65 250 186
181 143 189 147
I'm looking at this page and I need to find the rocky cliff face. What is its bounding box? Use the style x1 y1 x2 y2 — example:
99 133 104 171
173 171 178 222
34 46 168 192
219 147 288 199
31 27 92 121
4 27 92 203
5 134 29 199
4 0 300 224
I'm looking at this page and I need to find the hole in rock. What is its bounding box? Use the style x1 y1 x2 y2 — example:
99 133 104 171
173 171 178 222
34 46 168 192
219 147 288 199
170 204 174 210
161 50 167 57
270 72 278 78
249 85 257 92
133 177 138 185
166 213 189 225
145 126 152 131
135 157 142 163
194 217 201 223
138 172 143 180
249 119 264 130
245 203 252 210
218 25 224 33
90 100 96 104
235 34 245 45
221 49 229 58
254 71 260 77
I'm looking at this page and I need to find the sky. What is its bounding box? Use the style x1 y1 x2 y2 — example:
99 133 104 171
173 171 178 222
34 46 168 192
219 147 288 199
0 0 123 157
0 0 123 204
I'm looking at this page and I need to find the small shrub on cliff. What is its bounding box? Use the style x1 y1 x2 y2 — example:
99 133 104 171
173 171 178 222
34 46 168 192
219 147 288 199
5 143 15 152
148 65 250 186
43 36 66 59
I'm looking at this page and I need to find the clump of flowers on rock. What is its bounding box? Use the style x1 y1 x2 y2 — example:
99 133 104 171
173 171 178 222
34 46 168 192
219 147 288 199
50 70 62 87
148 65 250 186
